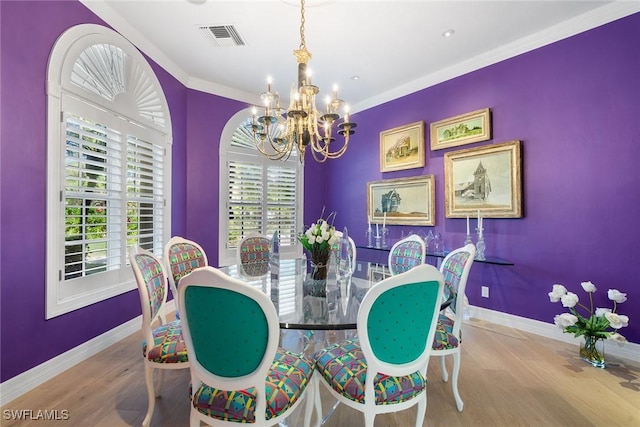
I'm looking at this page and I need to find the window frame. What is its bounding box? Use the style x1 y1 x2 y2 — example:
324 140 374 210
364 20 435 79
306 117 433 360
46 24 172 319
218 109 303 266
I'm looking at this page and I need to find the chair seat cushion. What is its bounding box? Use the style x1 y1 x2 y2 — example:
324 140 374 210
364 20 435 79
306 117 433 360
432 320 459 350
142 319 188 364
192 348 314 422
314 339 425 405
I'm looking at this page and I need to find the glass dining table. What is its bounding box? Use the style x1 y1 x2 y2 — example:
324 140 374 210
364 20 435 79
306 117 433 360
220 258 452 331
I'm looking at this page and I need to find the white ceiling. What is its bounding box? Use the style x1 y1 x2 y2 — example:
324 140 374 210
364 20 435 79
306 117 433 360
81 0 638 112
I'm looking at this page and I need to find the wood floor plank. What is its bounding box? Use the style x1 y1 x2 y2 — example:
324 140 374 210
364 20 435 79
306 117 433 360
2 321 638 426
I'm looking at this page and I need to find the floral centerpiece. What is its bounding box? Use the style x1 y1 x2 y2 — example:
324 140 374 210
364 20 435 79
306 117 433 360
298 215 340 280
548 281 629 368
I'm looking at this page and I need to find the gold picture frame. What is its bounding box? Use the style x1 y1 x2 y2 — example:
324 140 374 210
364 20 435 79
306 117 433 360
379 121 425 172
367 175 435 226
444 140 522 218
430 108 491 150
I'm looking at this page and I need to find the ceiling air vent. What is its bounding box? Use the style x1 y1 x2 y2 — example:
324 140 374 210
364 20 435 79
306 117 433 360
199 25 246 47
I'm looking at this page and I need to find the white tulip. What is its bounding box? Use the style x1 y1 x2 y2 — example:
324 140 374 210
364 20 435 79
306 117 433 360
607 289 627 303
604 312 629 329
548 284 567 302
554 313 578 329
580 281 596 293
595 307 611 317
561 292 579 308
608 332 627 343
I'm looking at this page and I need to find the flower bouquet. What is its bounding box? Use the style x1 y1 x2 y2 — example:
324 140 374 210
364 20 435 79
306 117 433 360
298 215 340 280
548 281 629 367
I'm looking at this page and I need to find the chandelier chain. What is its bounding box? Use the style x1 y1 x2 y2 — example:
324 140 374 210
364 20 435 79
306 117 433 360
299 0 306 50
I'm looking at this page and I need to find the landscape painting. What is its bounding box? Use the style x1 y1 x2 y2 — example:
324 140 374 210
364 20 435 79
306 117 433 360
430 108 491 150
367 175 435 225
380 121 425 172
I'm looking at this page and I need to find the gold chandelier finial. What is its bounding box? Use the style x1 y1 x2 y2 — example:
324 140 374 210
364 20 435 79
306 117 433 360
250 0 356 163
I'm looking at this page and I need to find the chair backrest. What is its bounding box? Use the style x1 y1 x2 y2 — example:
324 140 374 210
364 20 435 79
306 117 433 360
178 266 279 422
358 263 444 379
237 233 271 277
439 243 476 336
164 236 208 302
388 233 426 275
130 246 170 346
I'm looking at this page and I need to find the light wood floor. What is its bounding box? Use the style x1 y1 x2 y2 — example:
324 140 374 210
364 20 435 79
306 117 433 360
2 319 639 427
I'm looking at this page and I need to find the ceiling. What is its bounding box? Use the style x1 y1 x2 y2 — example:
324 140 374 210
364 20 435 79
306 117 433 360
81 0 637 112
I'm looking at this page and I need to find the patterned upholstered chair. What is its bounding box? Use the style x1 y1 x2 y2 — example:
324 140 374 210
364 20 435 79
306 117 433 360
164 236 208 313
130 246 190 427
314 264 445 427
178 266 315 427
388 233 426 276
431 243 475 412
237 233 271 277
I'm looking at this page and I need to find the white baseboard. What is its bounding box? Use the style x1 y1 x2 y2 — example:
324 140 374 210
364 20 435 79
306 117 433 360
0 316 142 406
468 305 640 364
2 307 638 406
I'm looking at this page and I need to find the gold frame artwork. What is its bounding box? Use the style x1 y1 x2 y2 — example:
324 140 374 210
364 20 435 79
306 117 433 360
444 140 522 218
430 108 491 150
367 175 435 226
379 121 425 172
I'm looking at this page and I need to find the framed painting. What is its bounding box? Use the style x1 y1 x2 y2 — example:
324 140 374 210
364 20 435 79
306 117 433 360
444 140 522 218
379 121 425 172
430 108 491 150
367 175 435 226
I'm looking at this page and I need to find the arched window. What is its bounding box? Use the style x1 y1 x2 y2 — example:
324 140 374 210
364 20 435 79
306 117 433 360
218 110 303 266
46 24 172 318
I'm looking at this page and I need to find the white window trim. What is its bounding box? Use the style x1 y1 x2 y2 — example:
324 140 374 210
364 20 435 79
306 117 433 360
218 108 303 266
46 24 172 318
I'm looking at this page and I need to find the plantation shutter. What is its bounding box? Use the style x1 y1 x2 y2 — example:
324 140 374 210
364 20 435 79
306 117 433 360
227 160 264 249
267 166 298 248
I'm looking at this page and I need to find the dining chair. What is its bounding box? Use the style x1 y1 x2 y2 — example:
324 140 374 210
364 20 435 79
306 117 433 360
237 233 271 277
164 236 208 313
130 246 190 427
314 264 445 427
178 266 316 427
431 243 476 411
388 233 426 276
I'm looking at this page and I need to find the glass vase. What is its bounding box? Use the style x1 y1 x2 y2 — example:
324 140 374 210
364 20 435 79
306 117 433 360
579 335 605 368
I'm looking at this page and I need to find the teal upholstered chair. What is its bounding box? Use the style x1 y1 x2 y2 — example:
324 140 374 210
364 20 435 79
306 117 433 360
314 264 445 427
164 236 208 313
237 233 271 278
431 243 476 411
178 266 315 427
130 246 190 427
388 233 426 276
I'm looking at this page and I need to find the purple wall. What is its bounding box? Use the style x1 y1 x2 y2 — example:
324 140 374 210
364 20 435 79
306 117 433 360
325 13 640 343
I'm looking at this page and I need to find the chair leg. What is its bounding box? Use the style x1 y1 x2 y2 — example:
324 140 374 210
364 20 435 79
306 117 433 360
313 377 322 427
155 369 165 397
142 364 156 427
451 351 464 411
190 408 200 427
439 354 449 382
364 412 376 427
303 376 314 427
415 394 427 427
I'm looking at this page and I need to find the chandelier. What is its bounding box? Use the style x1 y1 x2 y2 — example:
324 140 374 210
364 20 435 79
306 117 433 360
250 0 356 163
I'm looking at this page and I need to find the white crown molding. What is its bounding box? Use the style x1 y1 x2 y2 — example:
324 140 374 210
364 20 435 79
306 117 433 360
82 1 639 113
0 316 142 407
353 1 640 112
469 305 640 364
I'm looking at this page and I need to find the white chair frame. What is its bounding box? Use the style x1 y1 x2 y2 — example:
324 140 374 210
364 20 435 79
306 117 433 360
179 267 315 427
314 264 444 427
433 243 476 411
163 236 208 311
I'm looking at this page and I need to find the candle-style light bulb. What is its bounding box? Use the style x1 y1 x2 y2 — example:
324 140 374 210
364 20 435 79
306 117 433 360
325 95 331 113
344 105 350 123
306 69 312 85
332 84 338 99
267 75 273 92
